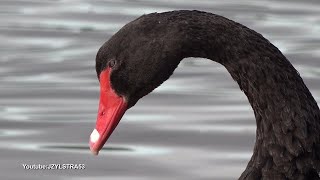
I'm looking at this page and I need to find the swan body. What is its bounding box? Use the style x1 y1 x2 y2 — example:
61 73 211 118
90 10 320 180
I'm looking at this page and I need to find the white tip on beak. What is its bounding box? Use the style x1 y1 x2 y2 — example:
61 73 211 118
90 129 100 144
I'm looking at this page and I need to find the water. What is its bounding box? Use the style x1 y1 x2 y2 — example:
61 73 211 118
1 1 320 179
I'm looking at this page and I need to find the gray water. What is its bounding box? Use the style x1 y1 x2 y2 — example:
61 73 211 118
1 0 320 180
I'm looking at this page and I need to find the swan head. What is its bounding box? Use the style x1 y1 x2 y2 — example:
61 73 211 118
90 12 184 155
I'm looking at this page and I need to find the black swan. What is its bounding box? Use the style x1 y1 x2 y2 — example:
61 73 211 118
89 10 320 180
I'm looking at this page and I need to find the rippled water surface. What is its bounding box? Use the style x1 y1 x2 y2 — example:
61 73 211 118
1 1 320 179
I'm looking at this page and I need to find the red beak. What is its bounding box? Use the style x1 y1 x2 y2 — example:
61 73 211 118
89 67 127 155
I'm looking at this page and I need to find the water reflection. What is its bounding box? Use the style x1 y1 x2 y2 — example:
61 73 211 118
43 145 132 152
3 142 170 156
0 129 38 137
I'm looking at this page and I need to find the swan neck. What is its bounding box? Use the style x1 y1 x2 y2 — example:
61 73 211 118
178 17 320 178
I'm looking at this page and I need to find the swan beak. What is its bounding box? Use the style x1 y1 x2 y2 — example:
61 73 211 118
89 68 128 155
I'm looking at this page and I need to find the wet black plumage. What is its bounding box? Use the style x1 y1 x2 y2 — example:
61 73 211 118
96 10 320 180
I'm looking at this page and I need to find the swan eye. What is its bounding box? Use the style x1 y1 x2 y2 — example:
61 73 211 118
108 59 116 68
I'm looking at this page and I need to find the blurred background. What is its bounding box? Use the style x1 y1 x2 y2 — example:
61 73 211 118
1 0 320 179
